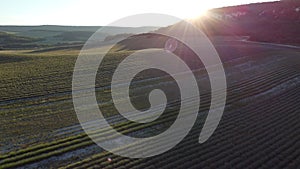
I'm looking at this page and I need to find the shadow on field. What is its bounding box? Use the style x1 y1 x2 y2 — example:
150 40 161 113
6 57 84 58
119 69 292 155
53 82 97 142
0 55 31 64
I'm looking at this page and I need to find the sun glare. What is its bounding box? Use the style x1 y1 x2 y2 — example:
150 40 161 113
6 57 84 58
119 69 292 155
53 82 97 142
174 1 216 20
62 0 216 26
0 0 279 26
184 8 209 19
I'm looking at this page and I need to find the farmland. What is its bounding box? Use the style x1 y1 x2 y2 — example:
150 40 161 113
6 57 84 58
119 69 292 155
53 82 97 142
0 36 300 168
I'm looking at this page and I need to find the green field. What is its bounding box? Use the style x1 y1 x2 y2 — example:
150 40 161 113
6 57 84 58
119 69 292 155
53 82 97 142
1 37 300 168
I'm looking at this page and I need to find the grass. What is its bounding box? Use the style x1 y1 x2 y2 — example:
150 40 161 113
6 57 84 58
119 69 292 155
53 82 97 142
0 49 135 144
0 44 300 168
1 57 299 168
62 86 300 168
0 104 189 168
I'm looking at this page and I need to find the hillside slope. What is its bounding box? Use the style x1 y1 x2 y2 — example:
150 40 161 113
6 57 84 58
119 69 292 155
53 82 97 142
158 1 300 45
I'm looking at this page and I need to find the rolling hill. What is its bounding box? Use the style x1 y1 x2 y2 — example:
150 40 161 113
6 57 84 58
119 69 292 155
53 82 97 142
0 25 158 49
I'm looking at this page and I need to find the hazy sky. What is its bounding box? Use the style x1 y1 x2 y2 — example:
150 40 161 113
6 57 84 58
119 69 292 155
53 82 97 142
0 0 278 26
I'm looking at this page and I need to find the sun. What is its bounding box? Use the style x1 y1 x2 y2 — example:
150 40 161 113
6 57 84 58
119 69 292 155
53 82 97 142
194 8 209 18
174 2 212 19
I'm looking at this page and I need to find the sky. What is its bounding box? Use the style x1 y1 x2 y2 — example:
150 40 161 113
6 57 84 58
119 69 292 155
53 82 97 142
0 0 278 27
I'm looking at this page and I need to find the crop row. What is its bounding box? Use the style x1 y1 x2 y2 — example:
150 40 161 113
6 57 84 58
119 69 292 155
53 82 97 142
1 51 299 168
1 60 298 158
71 85 300 169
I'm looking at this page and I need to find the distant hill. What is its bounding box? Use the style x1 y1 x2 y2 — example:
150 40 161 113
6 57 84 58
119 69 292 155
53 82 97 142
0 25 158 49
1 1 299 50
